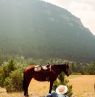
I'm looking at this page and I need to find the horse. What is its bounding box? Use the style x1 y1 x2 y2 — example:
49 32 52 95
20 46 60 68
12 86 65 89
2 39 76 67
23 63 71 97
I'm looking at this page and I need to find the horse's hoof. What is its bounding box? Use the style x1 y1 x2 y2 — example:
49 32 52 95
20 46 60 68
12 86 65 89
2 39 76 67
25 95 29 97
24 94 29 97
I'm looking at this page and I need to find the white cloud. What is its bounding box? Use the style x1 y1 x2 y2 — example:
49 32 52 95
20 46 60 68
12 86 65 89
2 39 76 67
43 0 95 35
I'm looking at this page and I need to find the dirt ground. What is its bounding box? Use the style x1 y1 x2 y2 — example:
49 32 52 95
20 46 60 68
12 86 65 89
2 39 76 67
0 75 95 97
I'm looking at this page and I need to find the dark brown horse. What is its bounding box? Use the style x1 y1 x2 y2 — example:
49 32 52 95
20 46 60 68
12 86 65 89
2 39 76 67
23 63 71 97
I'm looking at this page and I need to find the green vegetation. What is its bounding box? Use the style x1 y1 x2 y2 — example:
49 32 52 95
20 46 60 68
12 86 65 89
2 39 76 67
53 72 73 97
4 69 23 92
71 62 95 75
0 58 27 92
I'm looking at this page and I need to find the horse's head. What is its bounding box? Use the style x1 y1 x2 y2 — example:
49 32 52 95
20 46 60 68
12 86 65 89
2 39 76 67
60 62 71 76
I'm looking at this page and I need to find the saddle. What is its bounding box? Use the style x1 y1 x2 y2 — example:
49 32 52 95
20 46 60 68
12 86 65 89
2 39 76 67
34 64 51 72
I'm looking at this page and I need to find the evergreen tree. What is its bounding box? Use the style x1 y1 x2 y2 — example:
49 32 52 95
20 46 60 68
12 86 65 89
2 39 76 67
53 72 73 97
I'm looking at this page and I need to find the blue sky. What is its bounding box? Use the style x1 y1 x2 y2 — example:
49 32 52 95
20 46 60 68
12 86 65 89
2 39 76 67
43 0 95 35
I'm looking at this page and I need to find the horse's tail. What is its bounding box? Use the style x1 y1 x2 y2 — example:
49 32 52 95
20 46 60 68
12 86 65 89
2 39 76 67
23 67 34 92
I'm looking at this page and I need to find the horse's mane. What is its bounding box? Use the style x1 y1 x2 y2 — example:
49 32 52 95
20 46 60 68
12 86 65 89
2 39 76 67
50 64 67 71
52 64 67 67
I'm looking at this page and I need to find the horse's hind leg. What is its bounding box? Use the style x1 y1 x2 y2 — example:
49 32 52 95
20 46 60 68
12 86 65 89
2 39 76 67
23 74 29 97
24 88 28 97
23 66 34 97
23 73 33 97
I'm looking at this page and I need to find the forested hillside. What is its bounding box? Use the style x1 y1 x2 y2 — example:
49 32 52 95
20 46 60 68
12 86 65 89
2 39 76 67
0 0 95 62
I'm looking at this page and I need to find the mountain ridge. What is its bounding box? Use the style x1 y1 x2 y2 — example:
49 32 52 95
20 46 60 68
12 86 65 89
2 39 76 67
0 0 95 62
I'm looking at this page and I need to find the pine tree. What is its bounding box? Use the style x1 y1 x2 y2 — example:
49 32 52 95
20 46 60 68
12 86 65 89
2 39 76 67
53 72 73 97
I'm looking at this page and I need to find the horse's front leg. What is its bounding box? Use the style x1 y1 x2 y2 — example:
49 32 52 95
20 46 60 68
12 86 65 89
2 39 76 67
49 81 53 93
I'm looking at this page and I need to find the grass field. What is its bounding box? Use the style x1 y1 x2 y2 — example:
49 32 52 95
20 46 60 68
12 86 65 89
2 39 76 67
0 75 95 97
68 75 95 97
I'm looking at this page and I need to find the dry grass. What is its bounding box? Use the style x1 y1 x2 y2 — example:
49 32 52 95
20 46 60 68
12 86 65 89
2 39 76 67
68 75 95 97
0 75 95 97
0 79 50 97
28 79 49 97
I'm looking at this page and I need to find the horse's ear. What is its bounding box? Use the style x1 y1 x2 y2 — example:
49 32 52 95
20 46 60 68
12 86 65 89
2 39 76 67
64 61 69 64
48 63 50 65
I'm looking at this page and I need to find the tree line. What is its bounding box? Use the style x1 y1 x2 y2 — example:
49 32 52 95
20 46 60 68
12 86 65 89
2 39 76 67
71 62 95 75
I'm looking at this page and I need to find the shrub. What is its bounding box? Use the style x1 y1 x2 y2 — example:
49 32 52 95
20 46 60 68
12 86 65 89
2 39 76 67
3 59 16 78
0 59 24 92
4 77 13 92
0 59 16 87
53 72 73 97
4 69 23 92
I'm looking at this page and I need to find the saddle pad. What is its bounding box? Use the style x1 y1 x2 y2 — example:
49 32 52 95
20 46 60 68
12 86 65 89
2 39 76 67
34 65 41 71
34 65 48 71
42 66 48 70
